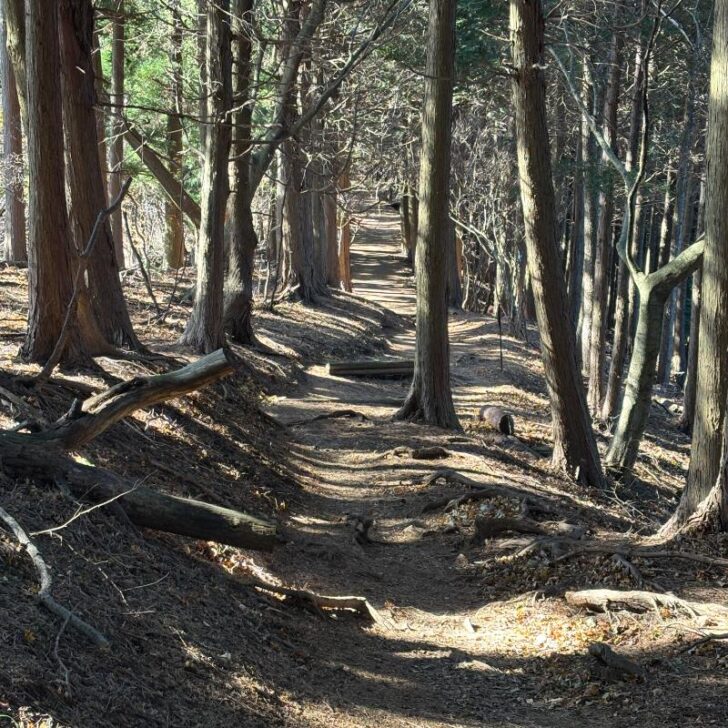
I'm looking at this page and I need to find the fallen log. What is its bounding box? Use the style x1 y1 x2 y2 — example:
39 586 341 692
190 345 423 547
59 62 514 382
1 446 279 551
477 406 515 435
564 589 728 618
328 359 414 378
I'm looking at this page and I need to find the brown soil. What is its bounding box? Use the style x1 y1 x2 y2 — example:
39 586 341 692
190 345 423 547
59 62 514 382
1 204 727 727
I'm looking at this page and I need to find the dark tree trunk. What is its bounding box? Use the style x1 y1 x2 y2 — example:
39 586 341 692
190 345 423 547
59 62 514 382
23 0 102 365
395 0 459 429
510 0 602 486
59 0 141 351
0 3 26 262
180 0 232 353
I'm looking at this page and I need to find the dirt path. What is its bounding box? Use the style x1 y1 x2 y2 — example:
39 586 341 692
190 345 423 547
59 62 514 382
262 206 578 727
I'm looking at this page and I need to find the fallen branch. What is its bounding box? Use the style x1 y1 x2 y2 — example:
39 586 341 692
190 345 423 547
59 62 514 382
0 505 109 647
7 348 237 450
565 589 728 618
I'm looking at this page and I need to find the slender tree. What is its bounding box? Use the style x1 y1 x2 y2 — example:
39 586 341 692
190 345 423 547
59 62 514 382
108 0 125 267
0 1 26 263
180 0 232 353
395 0 459 429
510 0 602 486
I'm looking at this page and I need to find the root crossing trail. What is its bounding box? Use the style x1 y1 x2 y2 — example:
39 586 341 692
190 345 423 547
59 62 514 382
263 205 579 727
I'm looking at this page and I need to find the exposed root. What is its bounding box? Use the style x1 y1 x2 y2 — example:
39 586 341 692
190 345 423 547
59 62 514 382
565 588 728 619
420 468 561 516
247 579 388 627
473 516 584 543
588 642 645 680
288 409 369 427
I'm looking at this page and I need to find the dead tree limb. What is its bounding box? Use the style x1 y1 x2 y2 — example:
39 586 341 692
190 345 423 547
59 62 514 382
0 505 110 647
13 348 236 450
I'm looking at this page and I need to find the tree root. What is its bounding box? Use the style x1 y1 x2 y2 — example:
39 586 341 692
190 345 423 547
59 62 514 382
0 506 110 648
565 588 728 619
287 409 369 427
588 642 645 680
474 516 584 543
247 579 388 627
420 469 561 516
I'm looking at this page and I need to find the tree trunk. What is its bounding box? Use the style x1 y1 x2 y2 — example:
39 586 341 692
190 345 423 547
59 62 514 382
59 0 141 351
338 167 353 291
673 1 728 524
567 135 584 330
601 34 644 422
223 0 257 345
606 242 704 472
679 178 705 435
108 1 125 267
579 66 597 370
180 0 232 353
587 31 622 413
325 187 340 288
0 3 26 262
22 0 102 365
509 0 602 486
165 0 186 270
395 0 459 430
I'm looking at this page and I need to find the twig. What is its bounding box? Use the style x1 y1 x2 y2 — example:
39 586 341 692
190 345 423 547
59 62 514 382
123 211 161 315
30 482 143 537
35 178 133 385
0 505 110 647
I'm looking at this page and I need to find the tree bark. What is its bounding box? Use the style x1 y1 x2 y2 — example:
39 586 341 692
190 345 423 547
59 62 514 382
108 1 125 267
673 2 728 523
22 0 102 365
223 0 257 344
165 0 186 270
338 166 353 291
0 2 26 262
509 0 602 486
587 30 622 414
395 0 459 429
180 0 232 353
59 0 141 351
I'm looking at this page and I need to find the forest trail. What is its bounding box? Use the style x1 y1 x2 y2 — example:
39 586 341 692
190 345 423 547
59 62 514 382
261 205 573 727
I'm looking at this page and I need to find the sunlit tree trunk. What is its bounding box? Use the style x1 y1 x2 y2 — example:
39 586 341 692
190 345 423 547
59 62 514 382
0 2 26 262
180 0 232 353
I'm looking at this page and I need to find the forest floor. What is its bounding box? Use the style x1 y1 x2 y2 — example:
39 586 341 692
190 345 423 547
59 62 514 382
1 203 727 727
